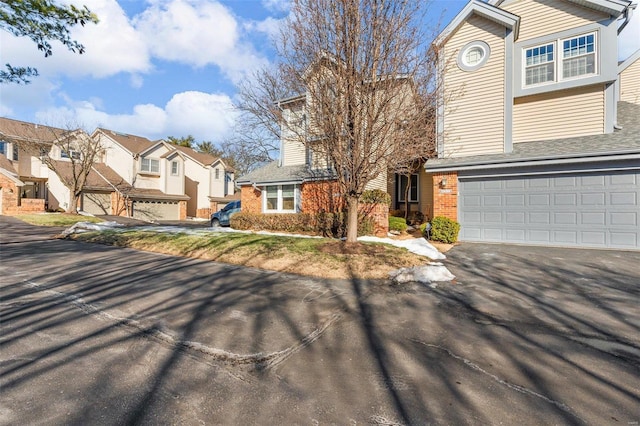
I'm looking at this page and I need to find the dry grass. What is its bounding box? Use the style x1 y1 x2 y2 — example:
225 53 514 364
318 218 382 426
69 230 433 280
14 213 103 227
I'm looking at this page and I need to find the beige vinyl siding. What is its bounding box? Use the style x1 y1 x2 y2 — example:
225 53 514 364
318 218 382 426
282 138 306 166
419 171 434 219
501 0 608 42
443 15 506 158
620 59 640 105
513 84 604 143
365 170 387 191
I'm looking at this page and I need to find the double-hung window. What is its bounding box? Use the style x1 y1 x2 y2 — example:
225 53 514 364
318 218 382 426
141 158 160 173
171 161 179 175
562 33 595 79
264 184 297 213
0 141 6 156
525 43 554 86
524 32 596 87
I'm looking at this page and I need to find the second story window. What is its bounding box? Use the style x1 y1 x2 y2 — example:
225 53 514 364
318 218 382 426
171 161 179 175
12 145 19 161
141 158 160 173
61 150 80 160
215 168 220 180
0 141 6 156
562 33 595 79
524 32 597 87
525 43 554 86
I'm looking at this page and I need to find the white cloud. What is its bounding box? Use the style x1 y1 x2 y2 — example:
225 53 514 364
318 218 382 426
619 3 640 60
0 0 151 80
261 0 290 13
133 0 267 82
33 91 237 142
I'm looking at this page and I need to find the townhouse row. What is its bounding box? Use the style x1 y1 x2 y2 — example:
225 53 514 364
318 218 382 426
237 0 640 250
0 120 236 221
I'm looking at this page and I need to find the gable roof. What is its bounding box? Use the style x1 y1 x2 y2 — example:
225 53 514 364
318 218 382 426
52 160 131 192
435 0 520 46
95 128 155 155
0 117 69 144
619 48 640 73
425 101 640 171
169 143 219 166
489 0 632 16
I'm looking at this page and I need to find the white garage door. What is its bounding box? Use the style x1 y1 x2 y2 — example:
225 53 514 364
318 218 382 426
132 200 180 221
459 170 640 250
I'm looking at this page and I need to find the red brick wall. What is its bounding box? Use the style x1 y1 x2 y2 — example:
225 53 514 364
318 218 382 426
359 202 389 237
431 171 458 221
301 180 344 213
241 185 262 213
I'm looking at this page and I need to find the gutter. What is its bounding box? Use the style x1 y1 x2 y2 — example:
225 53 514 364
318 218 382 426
618 2 636 34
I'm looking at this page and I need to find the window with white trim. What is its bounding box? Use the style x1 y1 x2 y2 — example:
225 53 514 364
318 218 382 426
562 33 595 79
141 158 160 173
0 141 6 156
215 168 220 180
61 149 80 160
397 174 418 203
171 161 179 175
525 43 554 85
524 32 597 87
264 184 298 213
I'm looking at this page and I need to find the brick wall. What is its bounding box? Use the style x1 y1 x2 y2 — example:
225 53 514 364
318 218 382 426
301 180 343 213
196 208 212 219
0 175 19 215
359 202 389 237
241 185 262 213
431 171 458 221
110 192 129 216
178 200 187 220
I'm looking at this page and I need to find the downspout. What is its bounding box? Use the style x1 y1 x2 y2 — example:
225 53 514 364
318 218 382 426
618 3 636 34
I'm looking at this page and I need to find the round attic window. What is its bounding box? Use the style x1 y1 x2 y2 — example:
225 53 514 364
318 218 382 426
458 41 490 72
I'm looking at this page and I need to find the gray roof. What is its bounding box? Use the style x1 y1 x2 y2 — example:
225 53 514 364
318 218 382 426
426 101 640 171
236 160 335 185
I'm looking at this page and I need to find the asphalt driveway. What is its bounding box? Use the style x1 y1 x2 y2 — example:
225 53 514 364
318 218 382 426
1 216 639 425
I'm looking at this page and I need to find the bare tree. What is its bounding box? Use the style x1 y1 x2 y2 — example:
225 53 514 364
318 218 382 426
17 123 104 214
242 0 438 242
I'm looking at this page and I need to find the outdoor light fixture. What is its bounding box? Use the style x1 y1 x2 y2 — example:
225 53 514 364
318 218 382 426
440 178 447 187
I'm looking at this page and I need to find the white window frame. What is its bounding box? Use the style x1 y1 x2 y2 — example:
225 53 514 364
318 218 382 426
171 161 179 176
0 141 6 156
61 149 81 160
215 168 220 180
523 31 597 88
141 157 160 174
263 184 298 213
397 174 419 203
560 32 597 81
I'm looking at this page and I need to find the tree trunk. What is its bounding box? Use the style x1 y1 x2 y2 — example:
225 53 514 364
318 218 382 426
404 176 411 221
68 192 80 214
346 195 359 243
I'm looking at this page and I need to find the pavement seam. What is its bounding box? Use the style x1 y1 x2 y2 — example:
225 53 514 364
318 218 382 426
410 338 585 424
18 277 339 371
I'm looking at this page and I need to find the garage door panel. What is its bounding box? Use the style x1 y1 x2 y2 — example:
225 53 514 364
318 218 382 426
132 200 180 221
459 170 640 250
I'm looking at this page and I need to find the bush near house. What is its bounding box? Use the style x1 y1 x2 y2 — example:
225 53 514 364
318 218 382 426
429 216 461 243
230 212 374 238
389 216 408 233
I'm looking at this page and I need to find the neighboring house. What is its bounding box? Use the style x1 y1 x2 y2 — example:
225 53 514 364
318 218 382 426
94 128 236 220
424 0 640 249
0 118 92 214
236 63 410 220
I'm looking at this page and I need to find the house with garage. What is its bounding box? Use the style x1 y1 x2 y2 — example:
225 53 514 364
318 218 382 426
424 0 640 250
94 128 236 220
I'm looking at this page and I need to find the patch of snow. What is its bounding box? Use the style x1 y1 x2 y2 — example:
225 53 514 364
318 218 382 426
61 221 123 236
358 235 445 260
389 263 455 285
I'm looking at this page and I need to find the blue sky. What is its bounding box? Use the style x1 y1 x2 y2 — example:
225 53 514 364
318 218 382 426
0 0 638 145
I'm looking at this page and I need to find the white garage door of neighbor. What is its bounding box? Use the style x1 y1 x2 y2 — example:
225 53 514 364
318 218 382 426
132 200 180 221
459 170 640 250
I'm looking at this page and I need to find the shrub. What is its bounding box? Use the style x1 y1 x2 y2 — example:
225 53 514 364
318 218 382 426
429 216 461 243
360 189 391 206
388 216 407 233
230 211 374 237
